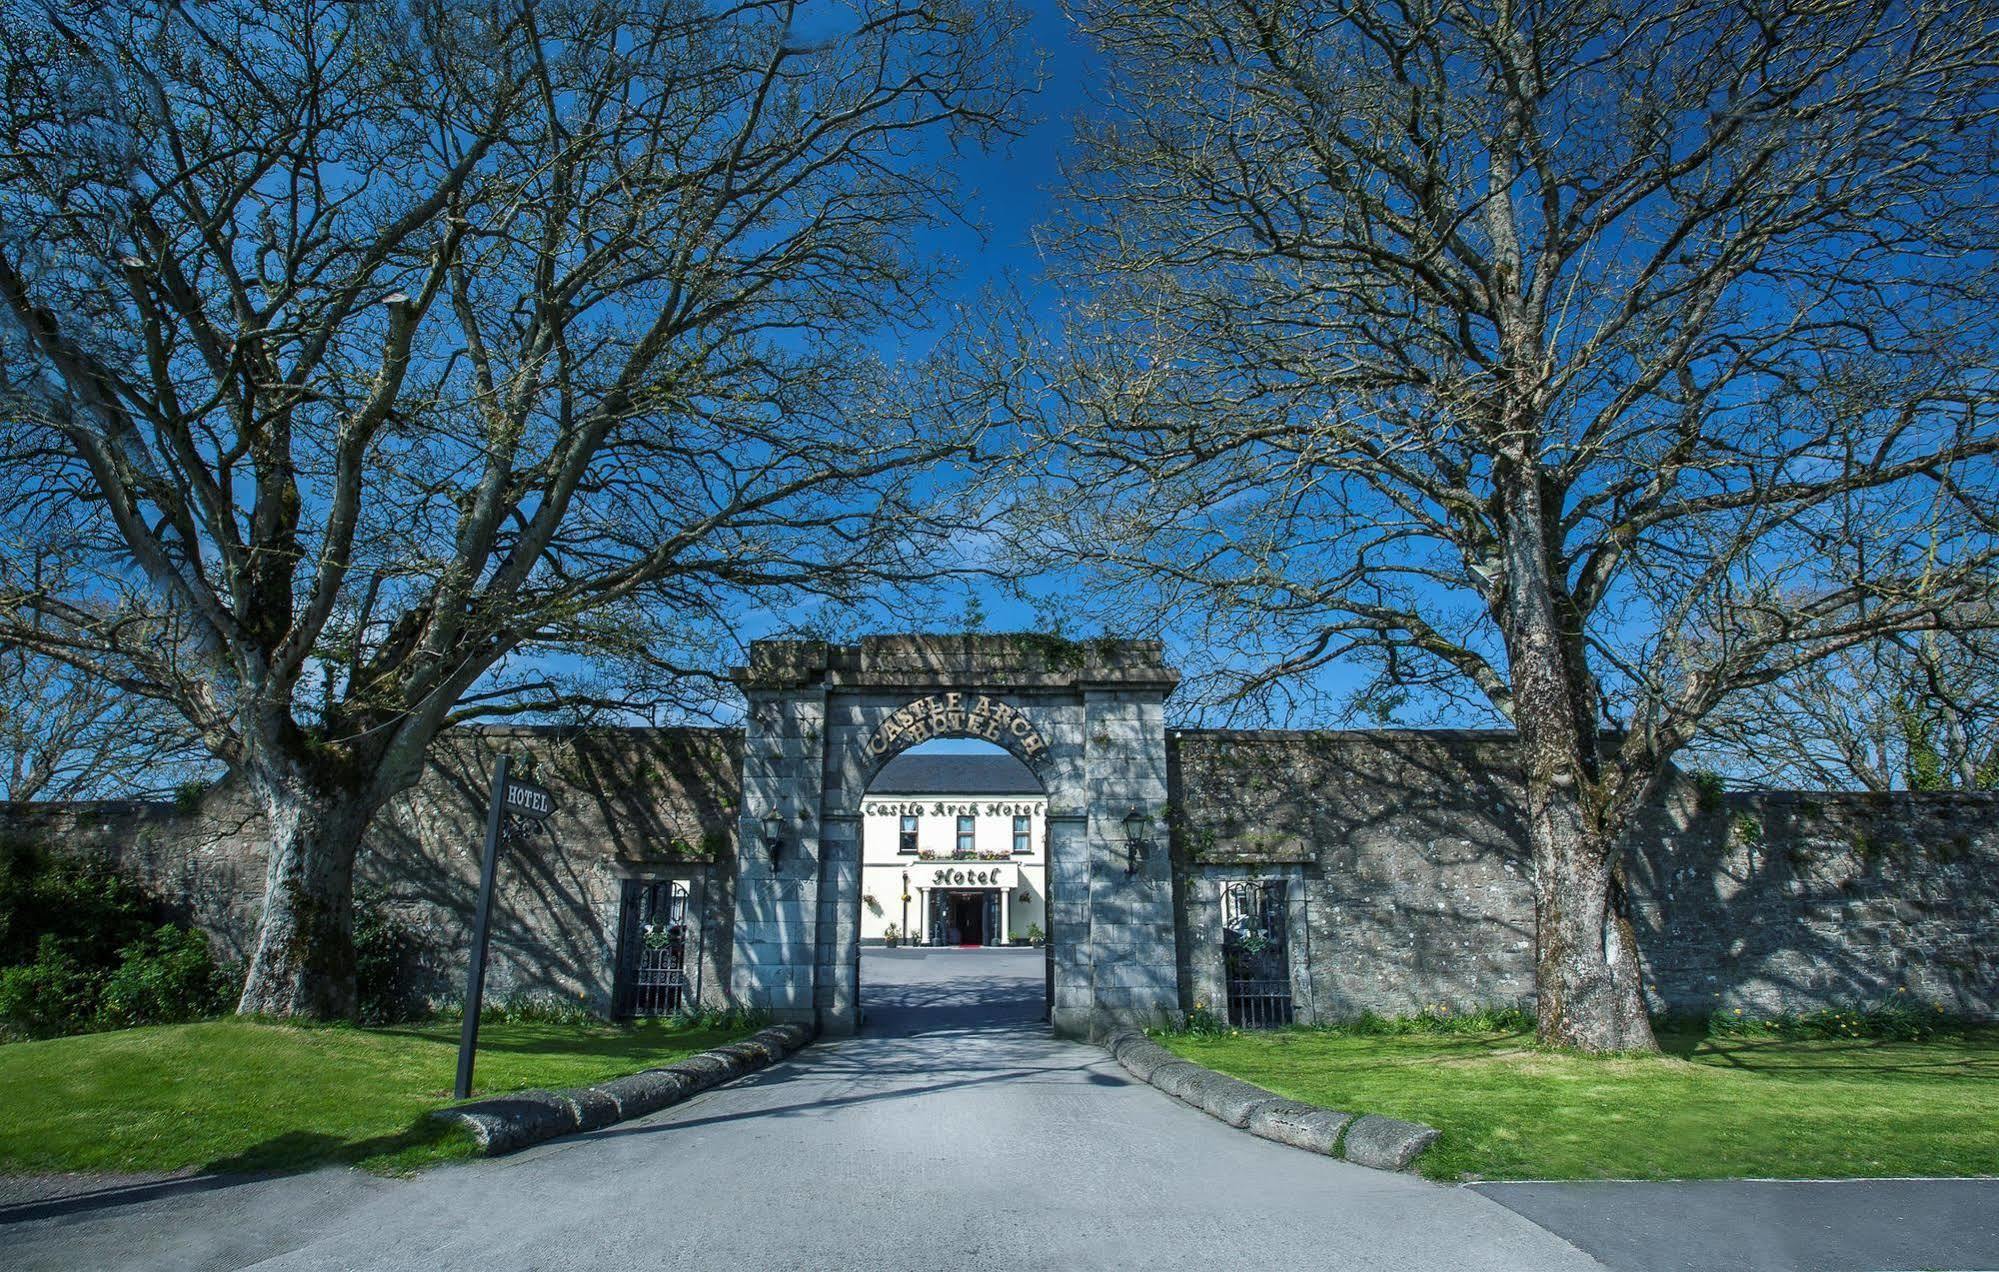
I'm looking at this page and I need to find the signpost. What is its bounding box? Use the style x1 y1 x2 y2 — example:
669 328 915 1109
454 755 556 1100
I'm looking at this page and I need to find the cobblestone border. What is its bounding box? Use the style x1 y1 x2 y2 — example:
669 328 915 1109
1103 1030 1439 1171
431 1022 815 1156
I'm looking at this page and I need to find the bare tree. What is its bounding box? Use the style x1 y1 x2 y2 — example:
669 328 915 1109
0 0 1026 1017
1011 0 1999 1049
1694 621 1999 793
0 645 211 802
0 547 213 801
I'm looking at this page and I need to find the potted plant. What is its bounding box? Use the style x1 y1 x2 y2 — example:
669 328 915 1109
883 923 901 948
1025 923 1045 948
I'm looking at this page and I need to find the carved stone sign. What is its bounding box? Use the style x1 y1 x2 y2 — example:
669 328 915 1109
865 693 1048 761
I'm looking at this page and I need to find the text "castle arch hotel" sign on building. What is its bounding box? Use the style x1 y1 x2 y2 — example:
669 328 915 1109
865 693 1048 762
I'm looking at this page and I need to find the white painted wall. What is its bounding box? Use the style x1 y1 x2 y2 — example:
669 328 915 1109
859 794 1046 944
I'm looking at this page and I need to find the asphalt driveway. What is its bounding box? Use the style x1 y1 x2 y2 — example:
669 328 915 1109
1475 1177 1999 1272
7 950 1995 1271
0 949 1599 1271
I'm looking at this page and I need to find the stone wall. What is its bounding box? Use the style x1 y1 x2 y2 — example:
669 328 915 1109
0 725 742 1016
1170 729 1999 1020
1170 730 1537 1020
5 715 1993 1025
363 725 741 1014
1627 789 1999 1017
733 634 1181 1038
0 792 270 964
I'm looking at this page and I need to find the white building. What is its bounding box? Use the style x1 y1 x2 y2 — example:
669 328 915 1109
860 753 1046 946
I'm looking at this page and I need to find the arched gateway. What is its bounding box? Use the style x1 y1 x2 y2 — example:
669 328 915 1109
729 635 1182 1039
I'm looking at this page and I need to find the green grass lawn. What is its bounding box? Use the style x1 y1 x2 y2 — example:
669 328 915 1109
0 1016 750 1177
1162 1025 1999 1182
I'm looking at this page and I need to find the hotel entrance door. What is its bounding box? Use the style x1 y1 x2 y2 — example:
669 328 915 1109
930 889 1001 946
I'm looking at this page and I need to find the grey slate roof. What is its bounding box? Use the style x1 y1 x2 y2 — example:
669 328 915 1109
869 752 1041 796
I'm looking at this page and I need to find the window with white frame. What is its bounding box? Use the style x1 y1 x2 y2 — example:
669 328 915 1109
1012 814 1030 854
956 814 975 855
899 814 919 854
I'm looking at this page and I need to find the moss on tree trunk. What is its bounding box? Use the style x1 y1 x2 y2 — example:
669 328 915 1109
236 776 372 1020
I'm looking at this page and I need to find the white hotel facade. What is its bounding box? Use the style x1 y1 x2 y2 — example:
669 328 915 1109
859 753 1046 946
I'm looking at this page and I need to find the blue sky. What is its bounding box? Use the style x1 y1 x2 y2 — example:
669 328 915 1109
916 0 1096 328
738 0 1099 643
514 6 1106 728
907 735 1013 756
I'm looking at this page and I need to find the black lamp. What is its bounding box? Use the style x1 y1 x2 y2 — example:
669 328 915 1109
761 807 786 872
1121 806 1153 877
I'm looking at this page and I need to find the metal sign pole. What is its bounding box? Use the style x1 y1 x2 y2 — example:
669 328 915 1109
455 753 510 1101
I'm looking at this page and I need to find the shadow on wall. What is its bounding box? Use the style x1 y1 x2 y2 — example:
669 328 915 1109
0 725 745 1020
1173 730 1535 1020
1625 789 1999 1018
0 791 270 966
7 723 1993 1025
1171 730 1999 1021
361 726 743 1014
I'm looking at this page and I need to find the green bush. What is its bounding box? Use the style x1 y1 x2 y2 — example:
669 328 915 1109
0 842 161 969
668 1002 771 1032
99 926 234 1027
1706 999 1963 1043
1162 1000 1537 1040
1182 998 1229 1035
487 991 599 1026
431 989 600 1026
353 893 421 1025
0 843 236 1038
1328 1003 1535 1036
0 936 104 1039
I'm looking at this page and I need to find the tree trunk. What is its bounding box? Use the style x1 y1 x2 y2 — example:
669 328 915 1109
1525 779 1657 1052
1494 457 1657 1053
237 771 373 1019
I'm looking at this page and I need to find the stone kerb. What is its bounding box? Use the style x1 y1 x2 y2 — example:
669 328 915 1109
1103 1030 1439 1172
434 1023 815 1156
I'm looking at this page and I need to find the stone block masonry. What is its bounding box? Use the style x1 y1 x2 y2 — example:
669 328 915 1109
0 725 743 1018
3 671 1993 1029
1171 729 1999 1021
736 635 1184 1039
1627 789 1999 1018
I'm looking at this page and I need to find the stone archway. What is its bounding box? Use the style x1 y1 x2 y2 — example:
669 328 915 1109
728 635 1182 1039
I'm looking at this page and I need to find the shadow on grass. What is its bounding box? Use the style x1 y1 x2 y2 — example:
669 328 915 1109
0 1118 471 1228
1215 1024 1999 1082
1648 1023 1999 1077
200 1115 473 1178
1177 1027 1537 1065
382 1023 741 1061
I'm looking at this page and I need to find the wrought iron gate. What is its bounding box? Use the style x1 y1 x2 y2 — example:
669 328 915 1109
1222 879 1294 1028
614 879 690 1017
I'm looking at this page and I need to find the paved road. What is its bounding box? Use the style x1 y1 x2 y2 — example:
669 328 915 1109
1 949 1603 1271
13 950 1995 1271
1476 1177 1999 1272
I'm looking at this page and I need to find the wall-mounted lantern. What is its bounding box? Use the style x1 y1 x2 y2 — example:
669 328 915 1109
761 807 786 872
1121 806 1154 878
